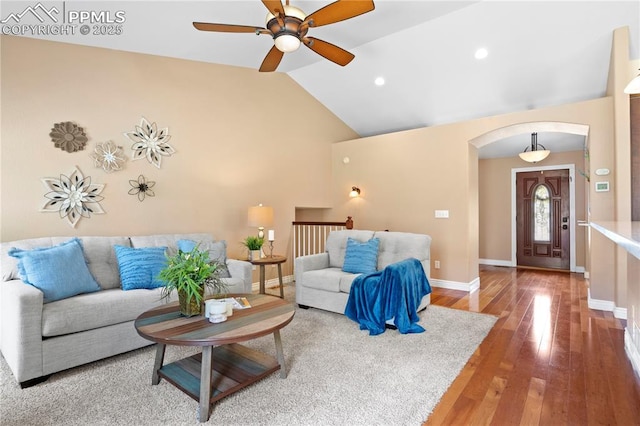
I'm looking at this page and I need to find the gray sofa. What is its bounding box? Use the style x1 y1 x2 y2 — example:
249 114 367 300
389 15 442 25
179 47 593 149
0 233 252 387
294 230 431 314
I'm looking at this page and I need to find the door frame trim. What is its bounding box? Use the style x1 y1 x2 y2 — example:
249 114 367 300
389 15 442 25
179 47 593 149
511 164 576 272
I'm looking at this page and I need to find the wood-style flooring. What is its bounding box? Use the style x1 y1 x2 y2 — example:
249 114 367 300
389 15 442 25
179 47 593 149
425 265 640 425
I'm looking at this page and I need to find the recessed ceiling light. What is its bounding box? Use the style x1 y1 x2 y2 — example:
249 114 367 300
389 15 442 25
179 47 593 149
374 77 385 86
475 48 488 60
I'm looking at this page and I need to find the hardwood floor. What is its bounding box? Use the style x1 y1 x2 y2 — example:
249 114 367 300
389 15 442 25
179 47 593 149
425 265 640 426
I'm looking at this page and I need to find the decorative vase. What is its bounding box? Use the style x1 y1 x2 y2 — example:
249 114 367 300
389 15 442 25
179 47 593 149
249 250 261 261
178 287 204 317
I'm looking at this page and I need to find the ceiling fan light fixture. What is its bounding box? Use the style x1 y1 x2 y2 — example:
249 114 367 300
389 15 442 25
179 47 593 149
274 33 301 52
195 0 374 72
519 132 550 163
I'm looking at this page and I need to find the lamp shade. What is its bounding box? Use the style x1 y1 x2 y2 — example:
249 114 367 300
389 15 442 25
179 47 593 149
248 205 273 228
274 34 301 52
624 73 640 95
519 150 550 163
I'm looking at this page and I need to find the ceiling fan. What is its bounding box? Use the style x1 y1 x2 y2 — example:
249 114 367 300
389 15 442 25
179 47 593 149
193 0 375 72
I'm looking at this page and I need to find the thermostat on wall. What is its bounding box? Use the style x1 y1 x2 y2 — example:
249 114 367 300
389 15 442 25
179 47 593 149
595 181 610 192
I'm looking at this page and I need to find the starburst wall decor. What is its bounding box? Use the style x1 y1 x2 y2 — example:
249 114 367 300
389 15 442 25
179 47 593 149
41 166 105 228
124 117 175 169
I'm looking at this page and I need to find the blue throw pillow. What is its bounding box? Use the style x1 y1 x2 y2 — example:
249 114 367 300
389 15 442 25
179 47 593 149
177 239 198 253
177 239 231 278
8 238 101 303
342 237 380 274
114 245 168 290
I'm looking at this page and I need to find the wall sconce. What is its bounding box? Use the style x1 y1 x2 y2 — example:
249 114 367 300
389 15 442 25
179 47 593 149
349 186 361 198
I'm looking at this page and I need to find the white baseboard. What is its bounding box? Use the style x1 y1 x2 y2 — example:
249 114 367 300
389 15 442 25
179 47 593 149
614 307 628 320
252 274 294 292
587 289 627 320
575 266 585 274
479 258 513 267
625 328 640 380
431 277 480 293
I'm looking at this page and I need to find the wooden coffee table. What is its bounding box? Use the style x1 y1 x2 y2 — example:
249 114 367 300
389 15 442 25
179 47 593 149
134 293 295 422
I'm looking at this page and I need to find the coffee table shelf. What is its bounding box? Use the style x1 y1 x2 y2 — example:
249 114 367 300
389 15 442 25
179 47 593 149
158 343 280 403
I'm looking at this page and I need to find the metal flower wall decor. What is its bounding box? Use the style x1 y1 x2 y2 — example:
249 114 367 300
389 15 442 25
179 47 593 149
124 117 175 169
41 166 105 228
128 175 155 201
90 141 126 173
50 122 88 153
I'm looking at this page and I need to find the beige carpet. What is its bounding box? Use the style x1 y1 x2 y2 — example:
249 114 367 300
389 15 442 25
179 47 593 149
0 290 496 426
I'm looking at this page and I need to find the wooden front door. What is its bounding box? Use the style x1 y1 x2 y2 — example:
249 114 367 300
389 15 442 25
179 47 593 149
516 169 570 270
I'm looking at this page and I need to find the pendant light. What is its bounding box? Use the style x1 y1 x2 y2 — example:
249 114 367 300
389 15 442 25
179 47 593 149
624 69 640 94
519 132 550 163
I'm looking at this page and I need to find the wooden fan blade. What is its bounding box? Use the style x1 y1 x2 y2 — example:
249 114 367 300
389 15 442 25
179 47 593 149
259 45 285 72
305 0 375 27
192 22 267 33
303 37 354 66
262 0 285 17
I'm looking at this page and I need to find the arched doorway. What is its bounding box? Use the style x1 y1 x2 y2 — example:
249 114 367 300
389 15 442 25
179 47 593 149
469 121 589 272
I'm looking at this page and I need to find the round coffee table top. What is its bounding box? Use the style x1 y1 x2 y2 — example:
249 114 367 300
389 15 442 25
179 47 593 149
248 255 287 265
134 293 294 347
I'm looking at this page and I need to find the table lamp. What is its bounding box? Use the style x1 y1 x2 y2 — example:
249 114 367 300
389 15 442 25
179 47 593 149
247 204 273 239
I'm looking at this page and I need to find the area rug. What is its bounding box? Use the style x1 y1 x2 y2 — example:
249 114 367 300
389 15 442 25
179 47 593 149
0 305 496 426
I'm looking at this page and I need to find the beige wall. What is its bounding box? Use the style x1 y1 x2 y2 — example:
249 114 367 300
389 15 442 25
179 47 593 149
590 27 635 308
0 36 358 282
596 26 639 361
479 150 587 267
330 97 613 285
0 31 631 305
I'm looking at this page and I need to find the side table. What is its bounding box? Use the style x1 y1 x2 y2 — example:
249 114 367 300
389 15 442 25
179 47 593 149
249 255 287 298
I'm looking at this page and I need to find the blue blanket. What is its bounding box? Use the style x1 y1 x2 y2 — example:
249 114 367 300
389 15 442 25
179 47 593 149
344 258 432 335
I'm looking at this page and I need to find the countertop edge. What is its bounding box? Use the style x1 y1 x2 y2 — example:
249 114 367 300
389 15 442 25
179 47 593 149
590 221 640 260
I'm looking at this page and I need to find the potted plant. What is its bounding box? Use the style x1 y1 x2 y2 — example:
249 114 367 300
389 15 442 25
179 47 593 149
242 236 264 261
158 246 227 317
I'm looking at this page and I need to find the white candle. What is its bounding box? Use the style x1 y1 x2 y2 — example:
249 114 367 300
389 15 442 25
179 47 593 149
268 230 275 241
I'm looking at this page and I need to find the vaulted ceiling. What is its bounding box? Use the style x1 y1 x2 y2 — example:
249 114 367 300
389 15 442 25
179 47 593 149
4 0 639 158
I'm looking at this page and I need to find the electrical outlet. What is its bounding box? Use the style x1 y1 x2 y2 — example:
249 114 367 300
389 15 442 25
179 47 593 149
252 266 256 271
434 260 440 269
